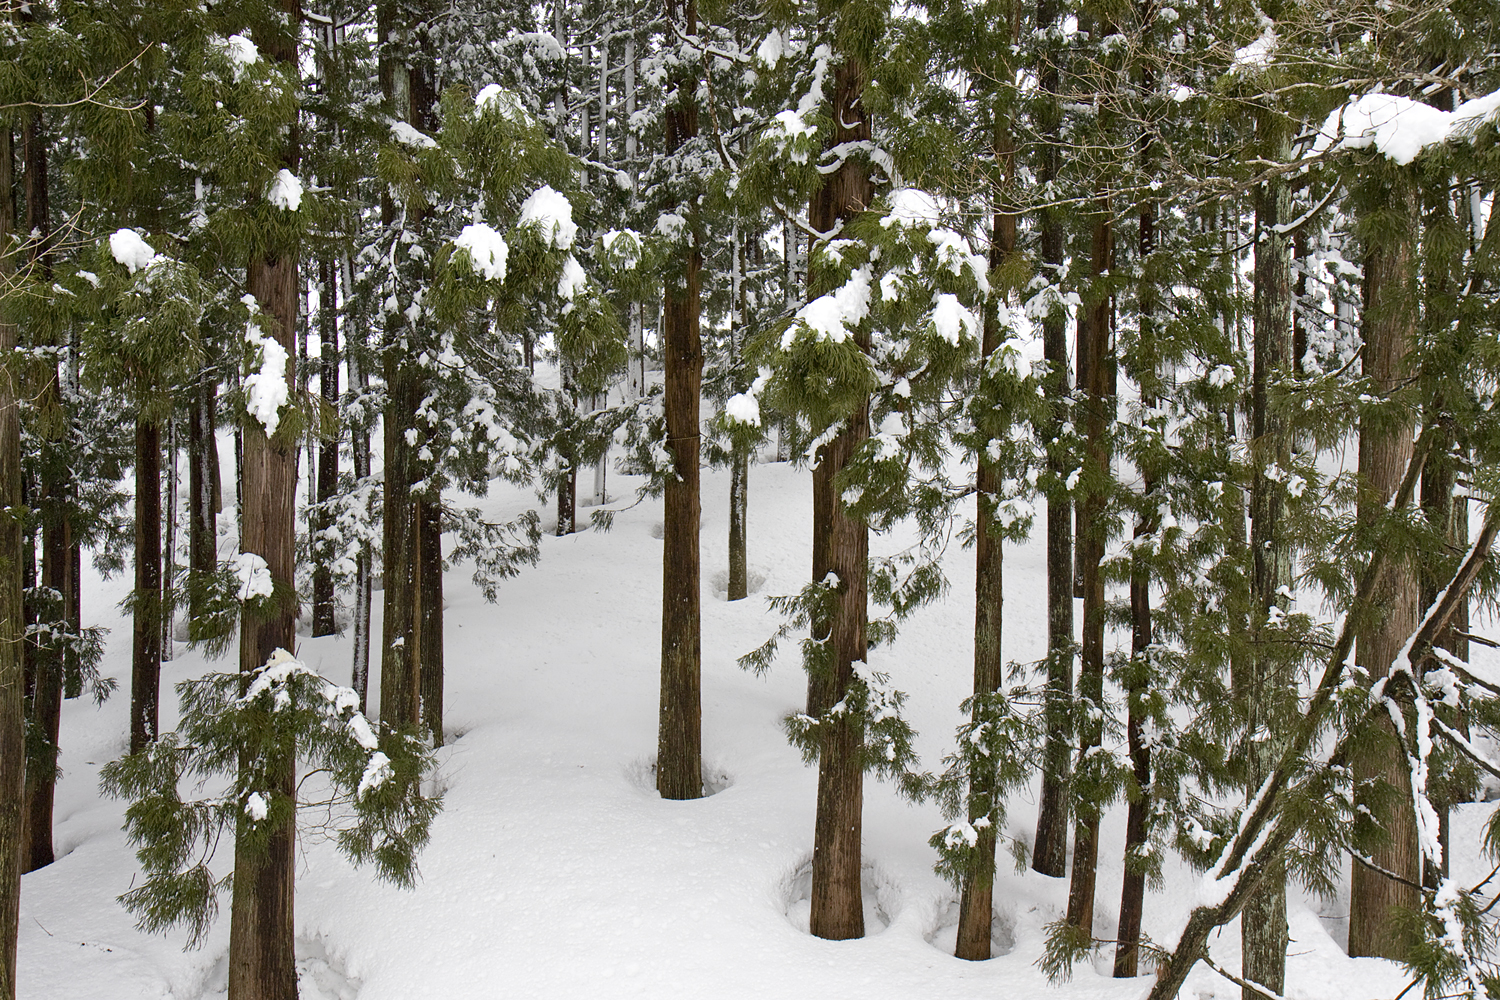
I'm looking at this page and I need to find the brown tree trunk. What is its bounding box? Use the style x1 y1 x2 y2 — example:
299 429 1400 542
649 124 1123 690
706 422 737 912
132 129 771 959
807 53 874 942
1348 165 1421 961
657 0 703 801
228 8 301 998
0 121 26 1000
188 364 218 622
349 315 372 712
807 453 835 717
1031 0 1072 879
311 256 338 636
131 419 162 754
1065 206 1114 939
418 498 443 745
728 450 748 602
380 352 418 726
956 96 1018 962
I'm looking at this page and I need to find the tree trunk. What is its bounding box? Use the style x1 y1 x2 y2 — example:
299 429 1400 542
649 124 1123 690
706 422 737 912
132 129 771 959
657 0 703 801
1065 206 1114 939
418 498 443 745
312 256 338 636
381 351 418 726
188 364 218 622
131 419 162 754
956 88 1019 961
349 302 372 712
1031 0 1072 878
728 451 748 601
162 419 177 662
1347 165 1422 962
228 9 301 996
1240 148 1294 997
807 53 874 942
0 121 27 1000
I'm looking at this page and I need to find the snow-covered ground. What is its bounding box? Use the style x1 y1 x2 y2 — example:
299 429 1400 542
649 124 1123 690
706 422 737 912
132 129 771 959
22 454 1491 999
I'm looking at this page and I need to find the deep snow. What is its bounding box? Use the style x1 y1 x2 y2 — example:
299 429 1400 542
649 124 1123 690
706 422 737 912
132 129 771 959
21 449 1495 999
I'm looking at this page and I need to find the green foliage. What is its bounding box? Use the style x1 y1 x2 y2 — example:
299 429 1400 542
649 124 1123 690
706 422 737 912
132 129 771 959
100 650 441 947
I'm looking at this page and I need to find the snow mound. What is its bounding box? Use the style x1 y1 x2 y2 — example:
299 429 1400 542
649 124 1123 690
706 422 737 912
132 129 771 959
519 185 576 249
108 228 158 274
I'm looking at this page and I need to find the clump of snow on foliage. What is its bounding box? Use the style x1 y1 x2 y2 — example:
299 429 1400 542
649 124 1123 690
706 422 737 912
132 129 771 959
241 295 291 435
1232 22 1277 70
724 393 761 427
390 120 437 150
218 34 259 80
756 28 785 68
930 293 978 345
787 265 872 347
519 185 576 249
601 229 642 269
454 223 509 282
265 169 304 211
557 255 587 302
881 189 942 229
231 551 274 601
108 229 159 274
1313 90 1500 166
244 792 268 822
358 752 394 800
474 84 529 122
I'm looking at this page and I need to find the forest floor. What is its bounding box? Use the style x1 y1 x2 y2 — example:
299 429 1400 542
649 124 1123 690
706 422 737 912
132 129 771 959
20 447 1495 999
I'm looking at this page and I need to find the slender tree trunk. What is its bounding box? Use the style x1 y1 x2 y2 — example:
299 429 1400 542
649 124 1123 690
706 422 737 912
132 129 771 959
1347 165 1422 961
807 452 834 717
188 363 218 622
349 303 372 712
418 499 443 745
956 74 1019 961
228 10 301 997
1240 148 1294 997
312 257 338 636
807 53 874 943
727 226 748 603
1031 0 1072 878
1064 204 1114 939
657 0 703 801
162 419 177 662
0 121 27 1000
130 419 162 754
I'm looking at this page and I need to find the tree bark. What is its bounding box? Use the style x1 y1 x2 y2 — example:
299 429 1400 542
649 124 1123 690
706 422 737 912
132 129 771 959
728 453 748 601
807 53 874 942
1031 0 1072 878
130 419 162 754
1065 205 1114 939
311 256 338 636
1348 164 1422 962
418 498 443 745
657 0 703 801
188 363 218 622
0 121 27 1000
956 86 1018 961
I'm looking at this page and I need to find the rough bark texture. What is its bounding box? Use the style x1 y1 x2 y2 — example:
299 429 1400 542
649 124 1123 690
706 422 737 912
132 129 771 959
231 251 300 1000
188 366 218 622
728 450 748 602
807 54 873 943
228 10 301 999
657 0 703 801
130 419 162 754
311 256 338 636
1065 207 1114 938
0 124 24 1000
350 327 372 713
1240 153 1293 997
419 499 443 745
1031 0 1072 878
1348 166 1421 962
956 110 1018 962
807 453 835 717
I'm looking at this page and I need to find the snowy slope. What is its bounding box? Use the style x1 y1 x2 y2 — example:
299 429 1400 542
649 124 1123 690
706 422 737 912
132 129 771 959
21 454 1479 999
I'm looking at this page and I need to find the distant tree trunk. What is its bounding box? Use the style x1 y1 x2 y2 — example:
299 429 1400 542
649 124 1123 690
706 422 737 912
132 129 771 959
1347 164 1421 962
0 121 27 1000
131 418 162 754
311 256 338 636
727 226 748 603
229 9 301 998
1115 171 1159 981
807 53 874 943
1236 134 1296 995
1065 203 1114 939
807 451 834 717
956 75 1018 962
349 288 372 712
418 499 443 745
657 0 703 802
1031 0 1072 879
188 363 218 622
22 104 62 872
162 419 178 662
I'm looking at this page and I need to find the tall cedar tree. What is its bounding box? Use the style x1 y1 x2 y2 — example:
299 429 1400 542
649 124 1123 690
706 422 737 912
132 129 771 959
657 0 705 801
807 41 875 943
1347 159 1422 960
0 119 25 1000
229 6 302 997
1030 0 1073 878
